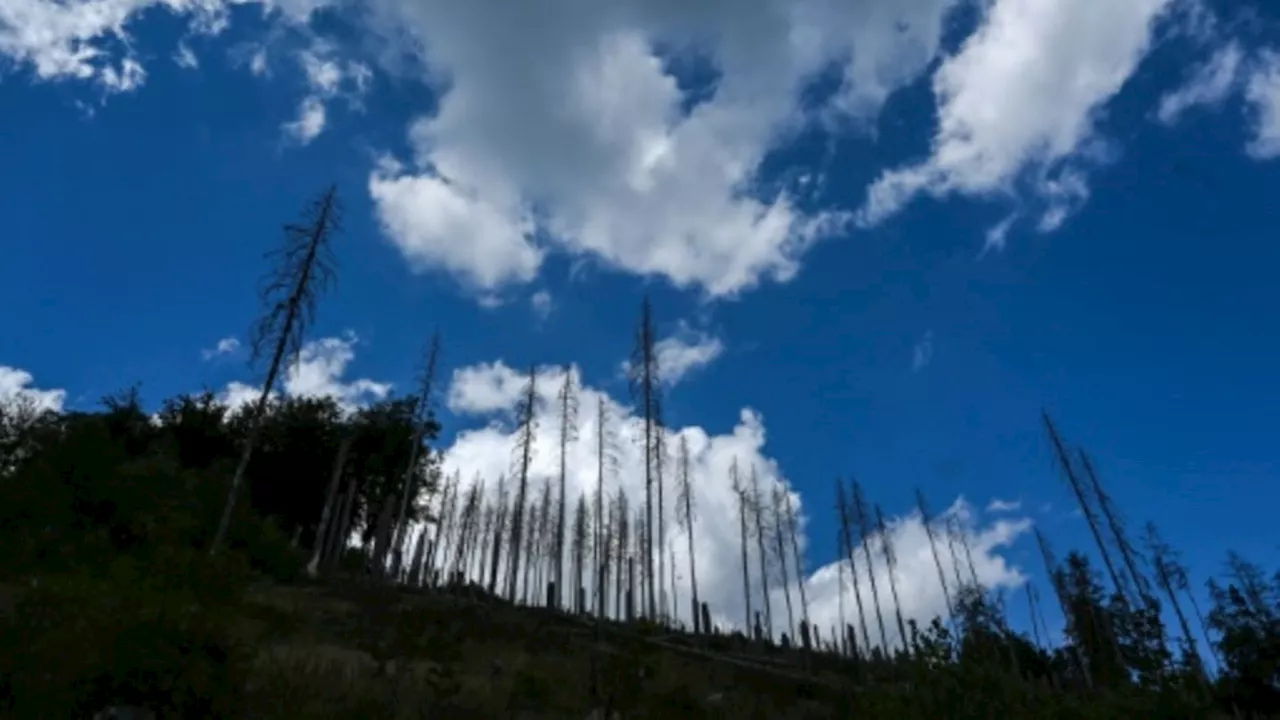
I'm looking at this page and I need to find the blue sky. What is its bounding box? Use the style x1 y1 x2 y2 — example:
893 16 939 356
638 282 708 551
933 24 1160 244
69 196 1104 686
2 0 1278 643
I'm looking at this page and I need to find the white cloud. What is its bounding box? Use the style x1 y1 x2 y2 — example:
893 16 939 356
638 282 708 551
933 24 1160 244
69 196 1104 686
986 498 1022 513
0 0 319 92
0 366 67 413
202 336 241 360
446 360 529 416
911 330 933 373
435 359 1032 641
218 333 391 414
860 0 1175 234
530 290 553 321
654 326 724 386
1245 51 1280 160
174 41 199 69
362 0 961 299
282 41 370 145
1155 41 1242 125
982 212 1018 255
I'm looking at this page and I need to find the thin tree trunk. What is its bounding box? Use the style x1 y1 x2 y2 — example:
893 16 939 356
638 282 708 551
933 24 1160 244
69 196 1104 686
916 488 956 628
786 493 809 629
839 481 871 655
851 480 889 652
679 437 700 632
750 466 773 641
733 459 752 634
875 504 909 655
771 486 796 643
507 367 538 601
308 434 352 577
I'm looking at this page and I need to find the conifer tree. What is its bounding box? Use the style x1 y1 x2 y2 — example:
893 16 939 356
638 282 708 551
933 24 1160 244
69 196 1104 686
212 186 340 556
675 435 701 632
916 488 956 629
388 332 442 579
876 504 909 654
554 365 578 609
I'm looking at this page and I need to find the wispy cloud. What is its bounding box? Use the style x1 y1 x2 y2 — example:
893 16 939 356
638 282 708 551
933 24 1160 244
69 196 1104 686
201 336 240 361
911 330 934 373
987 498 1022 513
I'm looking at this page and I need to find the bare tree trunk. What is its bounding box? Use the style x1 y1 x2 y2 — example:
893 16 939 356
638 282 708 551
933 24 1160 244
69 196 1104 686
750 466 773 641
212 187 340 556
595 397 607 618
851 480 889 653
308 434 352 577
771 485 796 643
732 459 752 634
488 474 510 596
839 480 871 655
916 488 956 628
507 367 538 601
629 296 661 620
785 493 809 630
875 504 909 655
1043 413 1127 600
389 333 441 579
676 435 701 632
1081 450 1150 607
325 472 358 575
655 400 667 624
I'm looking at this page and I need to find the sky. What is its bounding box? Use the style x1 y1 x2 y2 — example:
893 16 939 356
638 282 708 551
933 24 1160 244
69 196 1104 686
2 0 1279 647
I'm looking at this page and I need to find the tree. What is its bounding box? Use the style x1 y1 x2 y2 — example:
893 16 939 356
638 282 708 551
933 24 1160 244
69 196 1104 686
506 366 538 601
675 435 701 632
783 489 810 633
388 332 442 580
732 459 752 634
842 481 871 655
554 365 578 609
627 296 661 619
211 186 340 556
851 479 889 653
916 489 956 630
750 465 773 641
876 504 909 655
771 484 796 643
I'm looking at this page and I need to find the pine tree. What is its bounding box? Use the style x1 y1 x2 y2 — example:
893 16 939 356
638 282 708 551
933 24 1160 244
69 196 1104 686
212 186 340 556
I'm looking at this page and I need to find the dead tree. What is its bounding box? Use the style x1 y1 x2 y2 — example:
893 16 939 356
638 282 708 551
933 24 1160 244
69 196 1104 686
553 365 579 609
307 433 352 577
750 466 773 641
426 470 459 585
615 489 630 619
531 478 553 603
572 492 589 612
211 186 340 556
488 474 510 595
452 478 483 582
655 398 668 624
838 480 871 655
506 366 538 601
676 435 701 632
784 491 810 631
1036 528 1093 689
1144 522 1214 673
1043 413 1127 600
325 468 359 575
943 515 968 593
389 332 442 579
916 489 956 629
771 484 796 643
732 459 753 634
851 480 889 653
627 296 661 619
1079 449 1151 607
594 396 616 618
875 504 909 655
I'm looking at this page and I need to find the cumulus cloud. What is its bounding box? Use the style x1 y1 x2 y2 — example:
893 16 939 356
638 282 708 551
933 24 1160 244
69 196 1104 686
202 336 241 360
860 0 1175 234
361 0 963 298
1245 51 1280 160
431 359 1032 642
217 333 391 413
0 366 67 413
1156 41 1243 125
911 330 934 372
